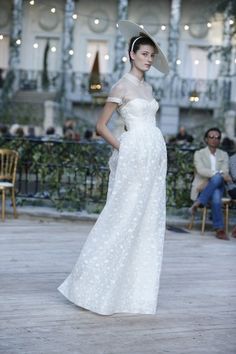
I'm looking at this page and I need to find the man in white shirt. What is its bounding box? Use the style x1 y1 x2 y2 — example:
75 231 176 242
190 127 231 240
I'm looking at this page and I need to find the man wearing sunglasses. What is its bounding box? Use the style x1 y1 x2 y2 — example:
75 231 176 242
190 127 231 240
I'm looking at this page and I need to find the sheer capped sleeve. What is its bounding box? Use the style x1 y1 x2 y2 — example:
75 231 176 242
107 81 124 106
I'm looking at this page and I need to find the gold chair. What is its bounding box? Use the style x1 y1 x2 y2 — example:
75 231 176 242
0 149 19 221
188 197 231 234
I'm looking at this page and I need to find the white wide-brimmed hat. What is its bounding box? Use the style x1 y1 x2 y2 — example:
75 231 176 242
118 20 169 74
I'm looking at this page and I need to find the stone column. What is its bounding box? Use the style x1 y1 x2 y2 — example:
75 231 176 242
168 0 181 75
112 0 128 83
224 110 236 139
219 3 233 111
160 0 181 135
2 0 23 100
61 0 76 116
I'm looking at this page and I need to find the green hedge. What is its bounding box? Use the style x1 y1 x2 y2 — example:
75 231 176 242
0 137 195 211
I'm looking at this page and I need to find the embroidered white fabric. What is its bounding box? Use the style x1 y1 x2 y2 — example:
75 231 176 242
58 73 167 315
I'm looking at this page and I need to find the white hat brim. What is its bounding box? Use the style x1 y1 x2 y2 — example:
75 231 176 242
118 20 169 74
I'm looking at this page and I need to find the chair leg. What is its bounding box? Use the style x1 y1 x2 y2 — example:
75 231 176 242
188 213 195 230
224 203 229 235
2 189 5 222
201 207 207 234
11 188 18 219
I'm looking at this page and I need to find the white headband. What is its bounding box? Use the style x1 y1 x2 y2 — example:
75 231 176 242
130 36 143 52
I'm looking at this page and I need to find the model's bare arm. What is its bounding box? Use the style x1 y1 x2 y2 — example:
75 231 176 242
96 102 120 150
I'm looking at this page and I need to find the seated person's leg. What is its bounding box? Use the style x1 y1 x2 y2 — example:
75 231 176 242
190 173 224 215
210 187 224 230
198 173 224 206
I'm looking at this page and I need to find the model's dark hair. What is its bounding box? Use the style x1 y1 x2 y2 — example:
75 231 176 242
204 127 222 140
128 35 157 63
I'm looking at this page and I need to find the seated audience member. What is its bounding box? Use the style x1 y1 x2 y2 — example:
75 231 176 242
221 136 235 152
0 124 11 138
84 130 93 141
15 126 25 138
189 127 231 240
27 126 36 139
63 129 76 141
42 126 60 141
176 126 193 145
226 153 236 199
226 153 236 238
63 119 80 141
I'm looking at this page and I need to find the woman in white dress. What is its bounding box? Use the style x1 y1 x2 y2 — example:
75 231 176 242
58 20 169 315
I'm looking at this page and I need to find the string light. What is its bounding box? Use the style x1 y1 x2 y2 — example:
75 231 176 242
16 39 21 45
116 23 119 28
139 25 144 29
86 52 91 58
69 49 74 55
194 59 199 65
161 25 166 31
215 59 220 65
122 56 127 62
33 42 38 48
51 46 56 52
72 14 78 20
184 24 189 31
104 54 109 60
94 18 100 25
0 34 3 40
24 3 234 31
235 58 236 64
176 59 181 65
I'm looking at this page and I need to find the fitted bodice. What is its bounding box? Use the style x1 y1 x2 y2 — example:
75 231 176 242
119 98 159 131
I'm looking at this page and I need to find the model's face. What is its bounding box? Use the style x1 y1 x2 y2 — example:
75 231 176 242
130 44 155 72
206 130 221 148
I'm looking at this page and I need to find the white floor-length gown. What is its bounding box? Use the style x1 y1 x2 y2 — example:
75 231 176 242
58 73 167 315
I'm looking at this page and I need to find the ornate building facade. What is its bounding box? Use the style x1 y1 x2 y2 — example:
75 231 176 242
0 0 236 136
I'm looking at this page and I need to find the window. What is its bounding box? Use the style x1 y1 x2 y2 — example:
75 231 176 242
86 40 109 74
0 35 9 69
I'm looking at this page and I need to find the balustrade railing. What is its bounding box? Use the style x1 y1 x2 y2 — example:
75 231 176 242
2 69 226 109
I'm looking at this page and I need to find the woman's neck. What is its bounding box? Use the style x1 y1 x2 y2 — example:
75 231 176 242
129 67 144 82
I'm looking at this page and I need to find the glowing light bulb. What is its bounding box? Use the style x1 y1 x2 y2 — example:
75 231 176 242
229 19 234 25
94 18 100 25
69 49 74 55
86 52 91 58
176 59 181 65
33 43 38 48
161 25 166 31
194 59 199 65
104 54 109 60
215 59 220 65
29 0 35 5
0 34 3 40
72 14 78 20
207 22 212 28
139 25 144 29
122 56 127 62
51 7 56 13
16 39 21 45
184 24 189 31
51 46 56 52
